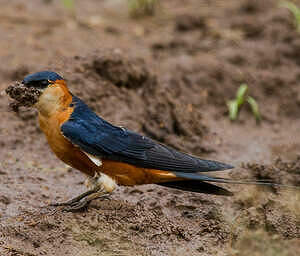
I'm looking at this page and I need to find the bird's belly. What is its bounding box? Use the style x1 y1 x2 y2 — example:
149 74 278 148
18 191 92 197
99 160 181 186
41 126 96 176
51 138 97 176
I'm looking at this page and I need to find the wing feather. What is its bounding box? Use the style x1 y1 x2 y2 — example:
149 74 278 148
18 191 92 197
61 96 233 173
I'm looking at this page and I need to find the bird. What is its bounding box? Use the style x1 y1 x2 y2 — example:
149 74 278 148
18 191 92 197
16 71 276 211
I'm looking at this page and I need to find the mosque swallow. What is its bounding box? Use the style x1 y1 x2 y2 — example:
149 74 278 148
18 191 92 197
15 70 275 211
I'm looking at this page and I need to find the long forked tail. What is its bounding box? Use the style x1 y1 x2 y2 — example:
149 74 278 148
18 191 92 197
158 172 298 196
159 180 234 196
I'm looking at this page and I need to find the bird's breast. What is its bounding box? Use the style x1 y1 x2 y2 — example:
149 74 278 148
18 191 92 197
38 106 96 176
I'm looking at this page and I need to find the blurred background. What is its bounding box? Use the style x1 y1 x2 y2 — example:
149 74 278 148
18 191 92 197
0 1 300 255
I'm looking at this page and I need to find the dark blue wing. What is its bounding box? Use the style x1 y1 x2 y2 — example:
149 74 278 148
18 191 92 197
61 96 233 173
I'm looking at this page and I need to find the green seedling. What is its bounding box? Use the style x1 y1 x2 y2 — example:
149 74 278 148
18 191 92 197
280 1 300 32
62 0 74 9
227 84 261 123
128 0 158 18
227 84 247 121
247 96 261 122
61 0 76 19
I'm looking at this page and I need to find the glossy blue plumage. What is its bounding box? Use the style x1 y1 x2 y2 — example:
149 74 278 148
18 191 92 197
61 96 234 173
23 71 63 84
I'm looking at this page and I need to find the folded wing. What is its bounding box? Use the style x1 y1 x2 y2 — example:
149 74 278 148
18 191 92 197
61 97 233 174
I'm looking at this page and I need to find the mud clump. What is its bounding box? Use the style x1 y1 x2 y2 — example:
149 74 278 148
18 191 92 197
5 82 41 112
175 14 207 32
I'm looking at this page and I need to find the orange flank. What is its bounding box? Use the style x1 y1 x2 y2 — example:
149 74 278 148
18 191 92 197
100 159 180 186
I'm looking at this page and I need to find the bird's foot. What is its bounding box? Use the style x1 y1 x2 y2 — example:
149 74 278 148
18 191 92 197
50 190 110 212
50 189 97 207
49 172 115 212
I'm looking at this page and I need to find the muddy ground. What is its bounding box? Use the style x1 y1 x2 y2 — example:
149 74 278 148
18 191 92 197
0 0 300 255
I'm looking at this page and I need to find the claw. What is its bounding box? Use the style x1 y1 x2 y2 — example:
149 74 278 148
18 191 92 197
50 191 110 212
62 199 90 212
49 172 114 211
49 189 96 207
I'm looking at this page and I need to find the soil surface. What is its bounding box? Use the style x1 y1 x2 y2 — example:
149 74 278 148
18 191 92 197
0 0 300 255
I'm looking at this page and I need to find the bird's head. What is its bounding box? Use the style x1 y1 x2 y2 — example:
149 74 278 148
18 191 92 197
21 71 72 115
22 71 64 92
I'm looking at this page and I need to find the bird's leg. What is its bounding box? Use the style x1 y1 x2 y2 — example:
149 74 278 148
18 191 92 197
50 188 100 206
50 172 116 211
50 172 104 206
61 190 110 212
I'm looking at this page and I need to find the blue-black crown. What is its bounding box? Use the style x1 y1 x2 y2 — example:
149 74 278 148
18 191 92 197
23 71 63 85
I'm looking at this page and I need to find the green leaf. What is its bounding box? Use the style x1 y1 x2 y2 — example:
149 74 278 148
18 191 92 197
236 84 248 107
247 96 261 123
280 1 300 32
228 100 239 121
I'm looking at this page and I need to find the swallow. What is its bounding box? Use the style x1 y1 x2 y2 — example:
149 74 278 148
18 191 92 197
16 71 278 211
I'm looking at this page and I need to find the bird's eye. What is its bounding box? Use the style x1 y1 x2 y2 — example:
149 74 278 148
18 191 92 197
23 79 50 89
40 80 49 87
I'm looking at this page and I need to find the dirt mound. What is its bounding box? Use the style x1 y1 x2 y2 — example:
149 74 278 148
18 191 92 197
175 14 207 32
78 49 155 89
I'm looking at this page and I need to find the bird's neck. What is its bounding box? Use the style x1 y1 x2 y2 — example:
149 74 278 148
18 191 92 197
35 80 72 118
